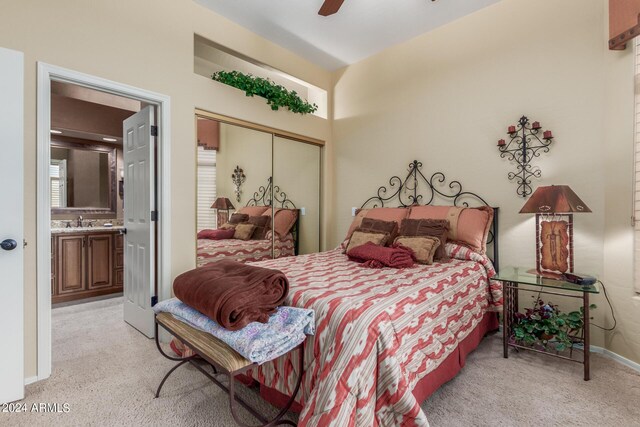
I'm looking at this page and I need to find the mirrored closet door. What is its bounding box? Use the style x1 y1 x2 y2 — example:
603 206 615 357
195 111 322 267
273 136 321 255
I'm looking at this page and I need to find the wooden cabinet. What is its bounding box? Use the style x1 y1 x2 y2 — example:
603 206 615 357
57 235 86 295
52 230 123 304
87 234 113 289
114 234 124 286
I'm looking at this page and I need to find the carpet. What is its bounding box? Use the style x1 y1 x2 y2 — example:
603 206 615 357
5 296 640 426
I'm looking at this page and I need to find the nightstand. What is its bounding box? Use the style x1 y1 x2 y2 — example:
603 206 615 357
493 266 599 381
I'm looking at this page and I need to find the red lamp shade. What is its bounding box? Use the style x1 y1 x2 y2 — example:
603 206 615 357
519 185 591 214
211 197 235 211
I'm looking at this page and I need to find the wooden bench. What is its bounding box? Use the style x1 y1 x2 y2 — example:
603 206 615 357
154 312 303 427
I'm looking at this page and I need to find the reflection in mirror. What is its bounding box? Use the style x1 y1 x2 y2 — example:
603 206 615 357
196 116 277 267
50 140 116 214
273 136 321 255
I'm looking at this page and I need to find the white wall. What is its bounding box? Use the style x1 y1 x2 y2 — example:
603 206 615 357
331 0 632 353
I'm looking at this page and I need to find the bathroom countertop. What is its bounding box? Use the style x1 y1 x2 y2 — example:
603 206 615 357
51 226 125 235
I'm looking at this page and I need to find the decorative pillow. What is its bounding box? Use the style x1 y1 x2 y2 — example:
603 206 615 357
219 222 237 230
345 230 389 254
197 229 235 240
262 208 298 237
359 218 398 244
228 213 249 224
343 207 409 242
408 205 494 254
233 223 257 241
394 236 440 265
399 218 450 261
238 206 270 216
248 215 271 240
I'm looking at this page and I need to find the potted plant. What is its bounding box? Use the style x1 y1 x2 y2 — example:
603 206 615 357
511 298 596 352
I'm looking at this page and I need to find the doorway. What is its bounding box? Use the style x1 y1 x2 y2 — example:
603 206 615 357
36 63 172 382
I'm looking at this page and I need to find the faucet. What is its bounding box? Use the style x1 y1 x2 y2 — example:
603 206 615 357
76 215 83 228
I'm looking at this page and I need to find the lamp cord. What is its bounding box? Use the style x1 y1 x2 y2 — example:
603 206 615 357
590 280 616 332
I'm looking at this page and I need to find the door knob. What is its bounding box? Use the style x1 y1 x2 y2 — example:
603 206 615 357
1 239 18 251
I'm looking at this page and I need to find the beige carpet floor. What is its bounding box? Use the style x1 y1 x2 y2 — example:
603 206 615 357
4 296 640 426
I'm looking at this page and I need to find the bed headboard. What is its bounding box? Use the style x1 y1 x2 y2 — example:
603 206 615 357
246 177 300 255
360 160 499 271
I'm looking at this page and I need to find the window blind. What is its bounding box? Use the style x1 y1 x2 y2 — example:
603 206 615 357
197 147 217 232
634 37 640 292
50 160 66 209
50 163 61 208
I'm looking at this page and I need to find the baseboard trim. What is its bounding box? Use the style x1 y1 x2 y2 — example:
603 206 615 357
590 345 640 373
24 376 38 385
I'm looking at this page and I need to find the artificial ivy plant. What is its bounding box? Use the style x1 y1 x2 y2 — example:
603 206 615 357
212 70 318 115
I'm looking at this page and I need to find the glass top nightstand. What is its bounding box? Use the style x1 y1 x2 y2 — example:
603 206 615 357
494 266 597 381
493 266 599 294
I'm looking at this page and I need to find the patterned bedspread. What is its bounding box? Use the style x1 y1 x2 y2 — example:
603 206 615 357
196 232 295 267
247 243 502 426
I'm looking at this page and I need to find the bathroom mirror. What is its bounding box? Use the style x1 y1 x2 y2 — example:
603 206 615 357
50 140 117 215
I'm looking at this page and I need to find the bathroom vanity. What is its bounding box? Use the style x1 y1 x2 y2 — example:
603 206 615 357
51 227 124 304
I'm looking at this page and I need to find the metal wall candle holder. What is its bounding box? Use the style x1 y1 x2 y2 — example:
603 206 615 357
497 116 554 197
231 165 246 203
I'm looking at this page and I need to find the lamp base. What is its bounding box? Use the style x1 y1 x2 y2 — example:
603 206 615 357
535 213 574 275
216 210 231 228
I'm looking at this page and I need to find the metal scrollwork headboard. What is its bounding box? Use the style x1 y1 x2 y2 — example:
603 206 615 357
246 177 299 255
361 160 499 270
246 177 297 209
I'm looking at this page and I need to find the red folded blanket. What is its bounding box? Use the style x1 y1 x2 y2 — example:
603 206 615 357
347 242 416 269
173 260 289 331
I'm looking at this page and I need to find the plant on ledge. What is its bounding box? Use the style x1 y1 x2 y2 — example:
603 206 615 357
211 70 318 115
511 298 597 352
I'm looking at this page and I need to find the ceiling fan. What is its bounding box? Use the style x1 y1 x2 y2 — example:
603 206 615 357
318 0 345 16
318 0 438 16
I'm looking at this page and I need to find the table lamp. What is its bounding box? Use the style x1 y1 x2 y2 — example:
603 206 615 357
211 197 235 228
519 185 591 277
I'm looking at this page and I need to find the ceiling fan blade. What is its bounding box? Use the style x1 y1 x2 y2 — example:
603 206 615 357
318 0 345 16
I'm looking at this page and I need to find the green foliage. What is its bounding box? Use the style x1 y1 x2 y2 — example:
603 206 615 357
212 70 318 115
511 299 597 352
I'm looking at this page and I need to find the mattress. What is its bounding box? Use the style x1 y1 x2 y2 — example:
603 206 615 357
245 243 503 426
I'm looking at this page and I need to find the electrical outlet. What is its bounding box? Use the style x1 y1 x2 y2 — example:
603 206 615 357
351 207 358 216
300 207 306 216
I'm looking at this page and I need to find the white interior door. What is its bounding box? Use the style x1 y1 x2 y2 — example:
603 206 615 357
0 47 24 403
123 106 156 338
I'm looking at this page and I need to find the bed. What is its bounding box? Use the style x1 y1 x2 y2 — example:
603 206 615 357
240 160 502 425
196 178 299 268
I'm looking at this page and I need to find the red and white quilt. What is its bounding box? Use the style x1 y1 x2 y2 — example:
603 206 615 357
196 232 295 267
248 243 502 426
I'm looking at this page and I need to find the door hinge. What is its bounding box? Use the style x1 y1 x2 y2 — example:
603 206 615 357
151 296 158 307
151 210 158 221
150 125 158 137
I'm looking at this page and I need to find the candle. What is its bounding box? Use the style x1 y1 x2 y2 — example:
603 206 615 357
543 130 553 139
498 139 506 146
532 121 541 129
508 126 516 134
